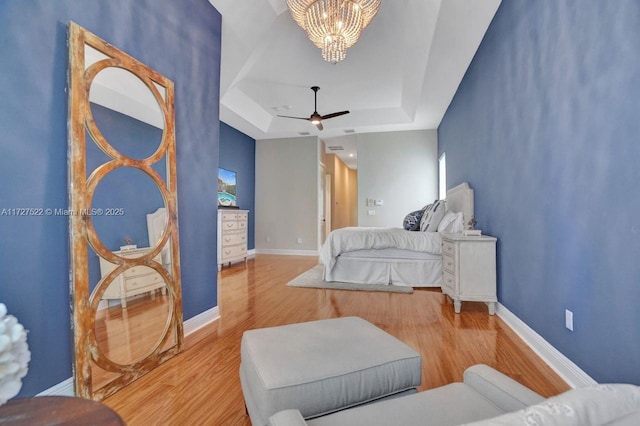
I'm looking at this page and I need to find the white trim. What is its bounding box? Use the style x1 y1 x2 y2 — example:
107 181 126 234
37 377 74 397
497 303 597 388
37 306 220 396
183 305 220 336
247 249 256 257
255 249 319 256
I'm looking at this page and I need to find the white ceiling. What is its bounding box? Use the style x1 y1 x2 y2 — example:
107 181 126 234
209 0 501 168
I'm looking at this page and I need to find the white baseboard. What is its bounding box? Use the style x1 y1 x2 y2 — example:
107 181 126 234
497 303 597 388
37 377 74 396
247 249 256 257
38 306 220 396
255 248 319 256
183 305 220 336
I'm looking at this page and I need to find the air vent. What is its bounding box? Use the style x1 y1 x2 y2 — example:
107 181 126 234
298 131 311 136
344 129 355 134
271 105 291 112
328 145 344 151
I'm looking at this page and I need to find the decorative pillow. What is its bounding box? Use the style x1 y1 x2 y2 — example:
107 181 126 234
420 199 446 232
402 210 424 231
437 211 456 233
418 202 435 232
437 211 464 234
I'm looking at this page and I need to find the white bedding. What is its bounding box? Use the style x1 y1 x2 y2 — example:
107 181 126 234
320 227 442 273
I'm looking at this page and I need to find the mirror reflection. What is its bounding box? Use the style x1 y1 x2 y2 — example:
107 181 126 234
89 166 166 258
94 275 171 365
89 65 164 159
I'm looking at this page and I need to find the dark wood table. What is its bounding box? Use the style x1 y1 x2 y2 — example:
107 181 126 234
0 396 125 425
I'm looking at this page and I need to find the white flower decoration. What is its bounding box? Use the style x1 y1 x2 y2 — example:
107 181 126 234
0 303 30 406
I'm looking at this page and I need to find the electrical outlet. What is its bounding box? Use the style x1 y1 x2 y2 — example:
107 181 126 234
565 309 573 331
297 237 303 244
266 236 271 242
367 210 376 216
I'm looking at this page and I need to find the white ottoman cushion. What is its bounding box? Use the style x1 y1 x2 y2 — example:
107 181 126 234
240 316 422 425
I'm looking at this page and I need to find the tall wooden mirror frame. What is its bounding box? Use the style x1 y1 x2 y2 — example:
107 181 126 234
68 22 183 400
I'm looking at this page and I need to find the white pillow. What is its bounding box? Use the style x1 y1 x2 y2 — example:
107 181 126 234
420 199 446 232
438 211 463 233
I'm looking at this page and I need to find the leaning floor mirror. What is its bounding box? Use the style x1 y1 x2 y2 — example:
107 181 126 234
67 22 183 400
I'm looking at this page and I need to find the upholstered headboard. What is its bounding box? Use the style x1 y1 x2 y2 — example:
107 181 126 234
445 182 474 230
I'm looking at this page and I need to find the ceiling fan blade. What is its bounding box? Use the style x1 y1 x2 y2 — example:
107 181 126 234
315 121 324 131
320 110 350 120
277 114 311 121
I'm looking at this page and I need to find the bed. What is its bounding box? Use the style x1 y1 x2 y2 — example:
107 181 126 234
320 182 475 288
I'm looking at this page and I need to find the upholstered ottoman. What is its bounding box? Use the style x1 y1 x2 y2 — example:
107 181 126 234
239 316 422 426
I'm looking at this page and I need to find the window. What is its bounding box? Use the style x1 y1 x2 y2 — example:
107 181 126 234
439 152 447 200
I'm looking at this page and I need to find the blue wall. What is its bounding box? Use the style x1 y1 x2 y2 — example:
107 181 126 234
439 1 640 384
0 0 221 395
220 122 256 250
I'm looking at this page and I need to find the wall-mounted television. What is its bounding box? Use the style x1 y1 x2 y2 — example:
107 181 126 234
218 167 238 208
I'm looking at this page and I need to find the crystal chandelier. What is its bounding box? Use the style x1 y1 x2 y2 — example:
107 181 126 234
287 0 382 64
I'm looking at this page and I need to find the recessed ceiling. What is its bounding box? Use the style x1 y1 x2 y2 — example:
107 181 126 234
209 0 501 167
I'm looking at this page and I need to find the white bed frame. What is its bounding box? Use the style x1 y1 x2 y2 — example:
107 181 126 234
324 182 475 288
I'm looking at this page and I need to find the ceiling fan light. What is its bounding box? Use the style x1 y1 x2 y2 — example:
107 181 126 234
287 0 382 63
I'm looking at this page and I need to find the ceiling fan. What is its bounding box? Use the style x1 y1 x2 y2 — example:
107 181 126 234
277 86 349 131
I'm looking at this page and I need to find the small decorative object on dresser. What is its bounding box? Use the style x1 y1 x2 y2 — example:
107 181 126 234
119 235 137 251
441 233 497 315
218 210 249 271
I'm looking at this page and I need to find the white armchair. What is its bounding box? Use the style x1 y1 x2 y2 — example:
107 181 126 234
268 365 640 426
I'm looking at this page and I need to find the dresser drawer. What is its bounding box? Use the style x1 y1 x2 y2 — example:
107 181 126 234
221 232 246 246
221 212 240 221
123 265 156 279
442 240 455 256
222 220 238 231
442 254 455 274
442 270 456 292
221 244 247 260
237 220 247 230
125 271 163 292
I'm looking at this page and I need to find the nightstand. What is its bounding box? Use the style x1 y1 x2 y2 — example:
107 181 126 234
441 233 497 315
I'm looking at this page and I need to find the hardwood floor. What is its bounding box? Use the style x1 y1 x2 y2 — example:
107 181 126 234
103 255 569 425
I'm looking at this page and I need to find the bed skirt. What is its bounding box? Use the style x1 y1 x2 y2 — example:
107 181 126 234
323 252 442 288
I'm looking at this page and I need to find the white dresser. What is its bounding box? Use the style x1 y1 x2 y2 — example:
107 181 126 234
98 247 166 308
217 209 249 270
441 233 497 315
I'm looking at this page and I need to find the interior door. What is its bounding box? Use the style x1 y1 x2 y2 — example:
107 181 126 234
319 164 327 246
324 174 332 240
